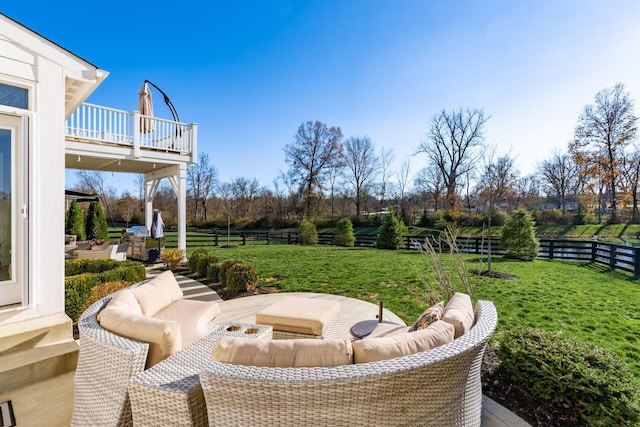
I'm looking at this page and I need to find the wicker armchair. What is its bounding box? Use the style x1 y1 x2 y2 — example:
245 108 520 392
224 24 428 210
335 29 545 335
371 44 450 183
71 279 219 427
200 300 497 427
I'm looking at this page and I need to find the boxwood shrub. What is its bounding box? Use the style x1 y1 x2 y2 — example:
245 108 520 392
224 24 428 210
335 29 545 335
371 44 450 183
226 263 258 292
196 254 219 278
500 328 640 426
218 258 243 286
188 248 209 273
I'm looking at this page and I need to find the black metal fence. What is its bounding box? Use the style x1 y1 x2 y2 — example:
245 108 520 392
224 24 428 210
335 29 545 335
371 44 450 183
111 228 640 275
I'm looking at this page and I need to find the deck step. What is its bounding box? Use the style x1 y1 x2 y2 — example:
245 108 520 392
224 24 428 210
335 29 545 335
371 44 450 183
0 312 74 355
0 340 78 392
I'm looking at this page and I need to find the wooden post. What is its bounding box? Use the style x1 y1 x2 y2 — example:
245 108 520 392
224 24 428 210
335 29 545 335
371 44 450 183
378 301 383 323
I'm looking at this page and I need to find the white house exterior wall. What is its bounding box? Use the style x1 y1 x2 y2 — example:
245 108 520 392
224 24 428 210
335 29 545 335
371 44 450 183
0 15 104 326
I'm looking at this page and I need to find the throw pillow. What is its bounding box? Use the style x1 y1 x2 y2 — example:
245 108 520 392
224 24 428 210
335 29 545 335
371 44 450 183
408 301 444 332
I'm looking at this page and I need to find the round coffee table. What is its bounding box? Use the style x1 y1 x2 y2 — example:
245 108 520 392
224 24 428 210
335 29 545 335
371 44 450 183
350 320 399 339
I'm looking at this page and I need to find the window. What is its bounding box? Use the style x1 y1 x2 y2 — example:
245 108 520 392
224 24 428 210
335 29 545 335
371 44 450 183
0 114 27 307
0 83 29 109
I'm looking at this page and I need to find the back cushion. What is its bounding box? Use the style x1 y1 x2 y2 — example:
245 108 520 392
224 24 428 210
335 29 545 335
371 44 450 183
441 292 475 338
131 270 183 316
212 337 353 367
352 320 454 363
96 289 142 320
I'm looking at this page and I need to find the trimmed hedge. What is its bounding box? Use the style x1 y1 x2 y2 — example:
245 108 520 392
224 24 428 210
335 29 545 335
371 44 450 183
64 260 145 324
197 255 219 278
218 258 243 286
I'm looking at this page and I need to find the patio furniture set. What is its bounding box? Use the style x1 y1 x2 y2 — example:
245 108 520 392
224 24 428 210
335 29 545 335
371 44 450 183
71 271 498 427
65 235 129 261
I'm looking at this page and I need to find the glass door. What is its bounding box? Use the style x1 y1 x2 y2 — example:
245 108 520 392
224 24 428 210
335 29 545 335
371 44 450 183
0 114 25 307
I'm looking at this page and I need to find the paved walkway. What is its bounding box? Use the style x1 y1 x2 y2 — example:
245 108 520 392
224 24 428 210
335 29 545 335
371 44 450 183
148 266 529 427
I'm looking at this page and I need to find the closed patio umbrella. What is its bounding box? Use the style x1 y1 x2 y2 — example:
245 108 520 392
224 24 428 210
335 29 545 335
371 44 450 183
151 209 164 239
138 82 155 133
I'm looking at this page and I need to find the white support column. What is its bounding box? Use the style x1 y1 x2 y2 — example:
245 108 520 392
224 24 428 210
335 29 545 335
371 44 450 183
144 177 161 233
177 163 187 260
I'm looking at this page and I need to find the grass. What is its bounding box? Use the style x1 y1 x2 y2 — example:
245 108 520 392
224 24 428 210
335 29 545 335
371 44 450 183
193 244 640 373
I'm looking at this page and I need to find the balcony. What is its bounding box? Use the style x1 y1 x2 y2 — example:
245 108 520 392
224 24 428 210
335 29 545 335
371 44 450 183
65 103 197 174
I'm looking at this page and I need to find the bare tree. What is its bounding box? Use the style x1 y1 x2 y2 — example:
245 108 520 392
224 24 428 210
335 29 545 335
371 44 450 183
187 152 217 221
135 174 145 212
284 121 344 217
343 136 379 218
377 147 394 211
76 170 115 222
415 164 445 212
216 182 235 245
570 83 638 223
477 153 517 271
117 192 137 227
418 108 488 210
396 158 412 222
538 150 580 214
230 177 260 218
620 148 640 222
326 164 342 219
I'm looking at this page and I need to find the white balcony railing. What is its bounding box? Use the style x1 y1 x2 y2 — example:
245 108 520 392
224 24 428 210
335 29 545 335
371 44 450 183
65 103 196 158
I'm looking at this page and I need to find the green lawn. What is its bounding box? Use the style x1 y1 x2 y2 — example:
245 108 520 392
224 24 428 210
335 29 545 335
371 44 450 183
193 244 640 373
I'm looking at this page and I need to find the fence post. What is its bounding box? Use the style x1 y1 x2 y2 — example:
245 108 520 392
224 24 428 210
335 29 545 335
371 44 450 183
591 241 597 262
288 232 292 244
634 248 640 276
609 244 616 268
548 240 554 260
242 231 246 246
267 230 271 245
214 230 218 246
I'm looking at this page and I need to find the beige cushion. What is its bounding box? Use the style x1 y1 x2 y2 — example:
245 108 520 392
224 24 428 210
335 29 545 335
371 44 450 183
97 289 142 321
212 336 353 367
131 270 183 316
97 304 181 368
367 322 409 338
441 292 475 338
255 296 341 336
154 299 220 348
408 301 444 332
352 320 454 363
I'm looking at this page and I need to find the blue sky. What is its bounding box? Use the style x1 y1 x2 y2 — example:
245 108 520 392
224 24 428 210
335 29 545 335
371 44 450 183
4 1 640 195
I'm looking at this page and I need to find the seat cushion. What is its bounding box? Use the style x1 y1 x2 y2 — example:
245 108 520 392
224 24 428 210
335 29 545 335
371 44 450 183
441 292 475 338
97 304 181 368
154 299 220 348
367 322 409 338
131 270 184 316
255 296 341 336
352 320 454 363
212 337 353 367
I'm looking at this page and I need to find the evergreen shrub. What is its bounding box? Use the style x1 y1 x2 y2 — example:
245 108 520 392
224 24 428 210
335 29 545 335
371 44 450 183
334 217 355 247
197 255 219 278
65 200 86 241
226 263 258 292
85 201 109 241
218 258 243 286
376 207 406 249
188 248 209 272
298 217 318 245
500 209 539 261
500 328 640 426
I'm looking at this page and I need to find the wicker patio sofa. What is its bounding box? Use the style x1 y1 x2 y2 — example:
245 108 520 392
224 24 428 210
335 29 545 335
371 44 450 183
199 300 497 427
70 272 220 427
